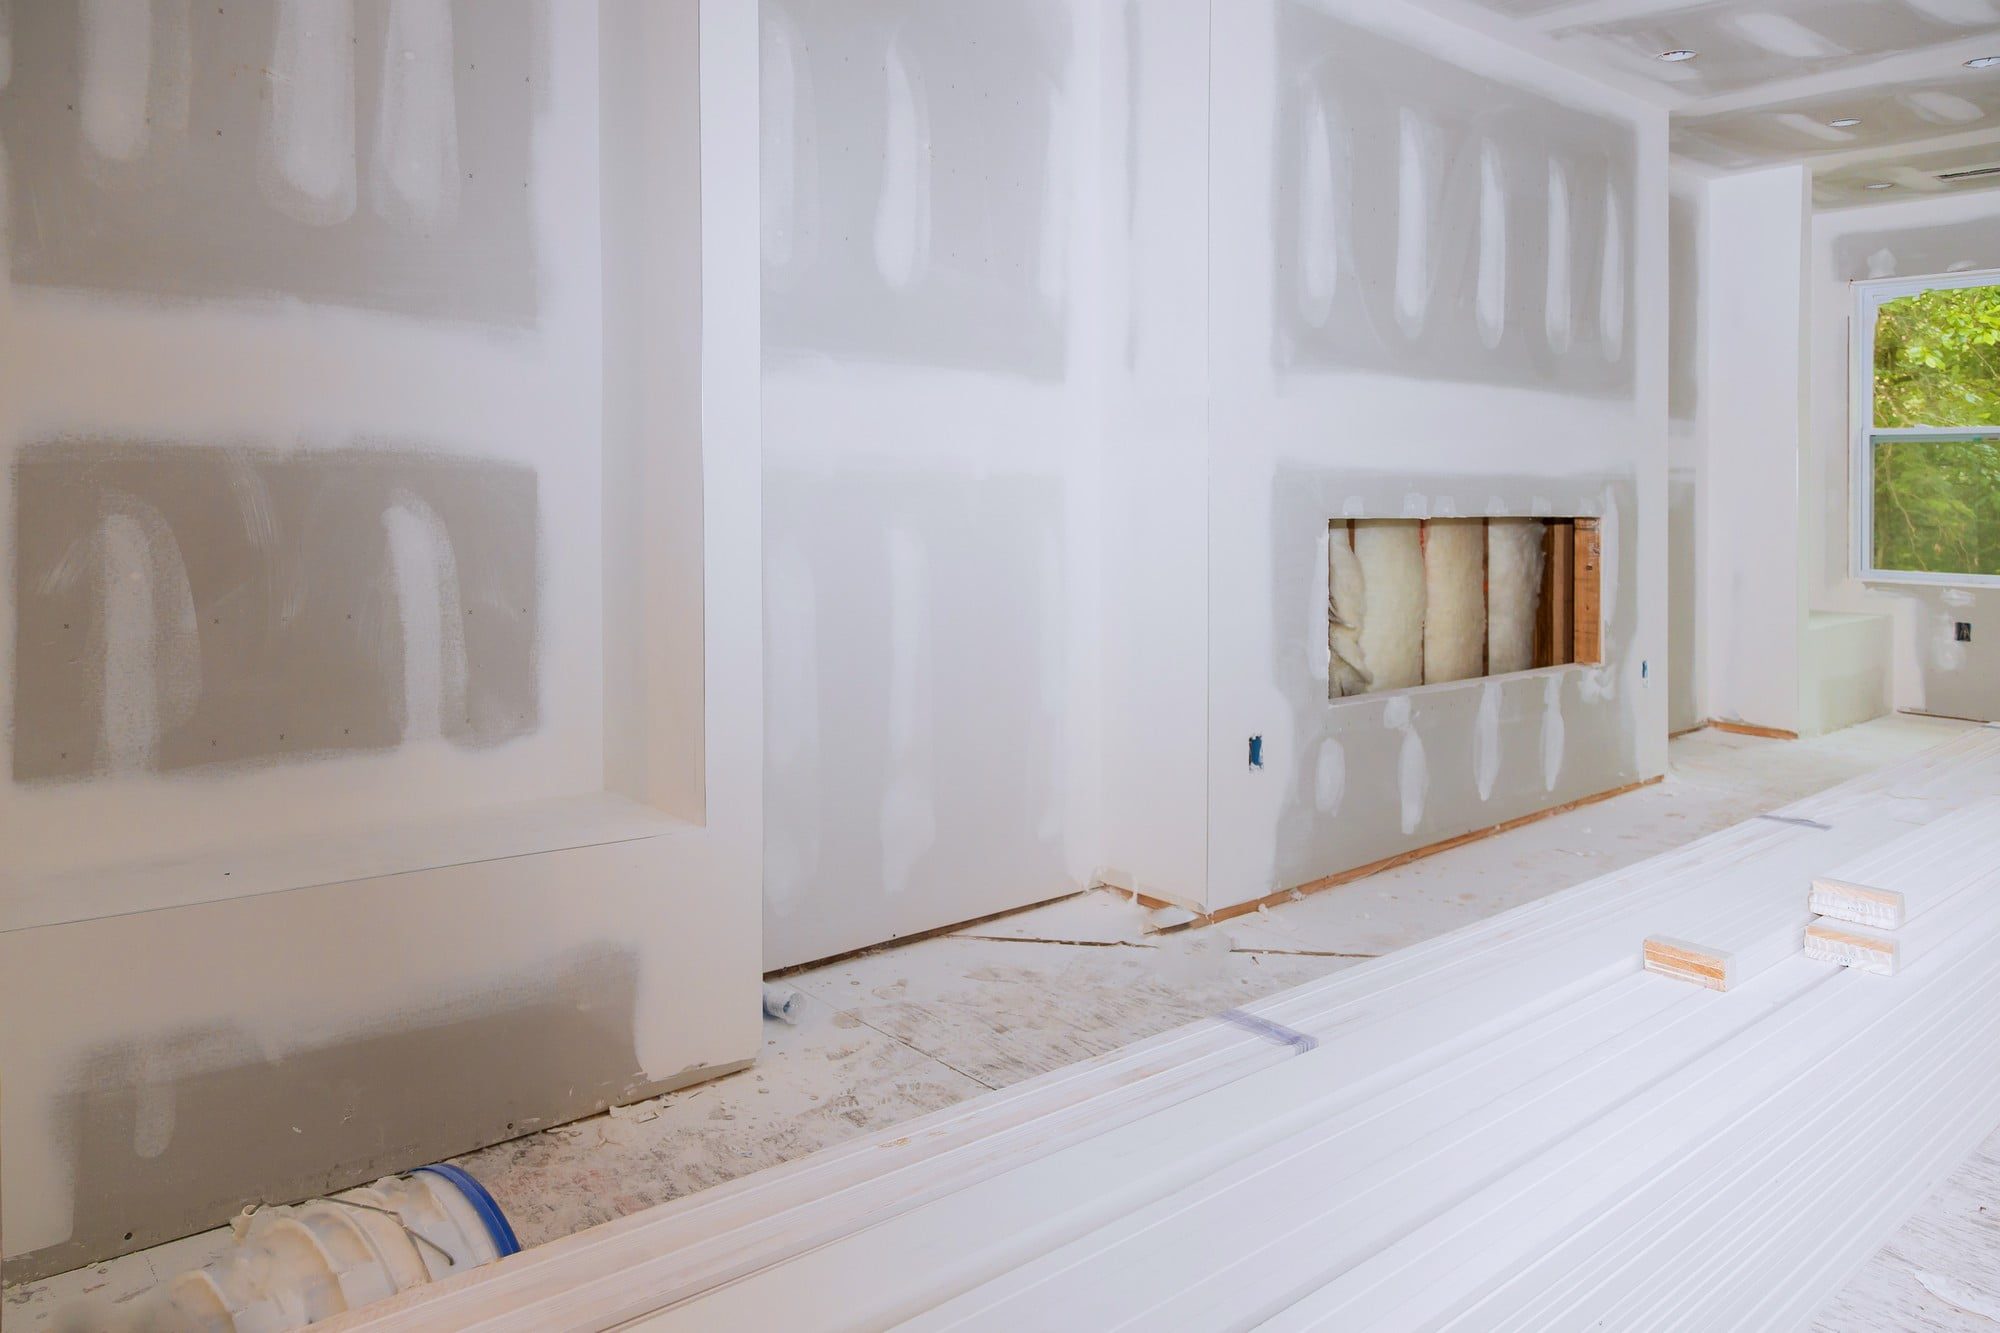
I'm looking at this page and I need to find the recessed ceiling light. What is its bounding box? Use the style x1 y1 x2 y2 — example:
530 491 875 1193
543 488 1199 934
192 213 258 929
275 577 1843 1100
1865 182 1895 190
1966 55 2000 69
1829 117 1862 128
1658 49 1698 62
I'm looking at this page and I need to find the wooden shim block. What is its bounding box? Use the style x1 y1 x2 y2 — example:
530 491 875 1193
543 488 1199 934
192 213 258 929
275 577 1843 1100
1809 877 1905 931
1642 937 1731 990
1805 919 1899 976
1572 518 1602 665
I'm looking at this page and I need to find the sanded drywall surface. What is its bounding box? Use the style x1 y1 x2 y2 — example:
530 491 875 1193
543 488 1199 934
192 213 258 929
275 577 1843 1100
1703 164 1809 736
1202 0 1666 911
759 0 1103 969
1 0 764 1279
1809 192 2000 723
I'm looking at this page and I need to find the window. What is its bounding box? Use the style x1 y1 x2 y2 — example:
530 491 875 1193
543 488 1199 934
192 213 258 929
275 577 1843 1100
1326 517 1602 700
1853 272 2000 585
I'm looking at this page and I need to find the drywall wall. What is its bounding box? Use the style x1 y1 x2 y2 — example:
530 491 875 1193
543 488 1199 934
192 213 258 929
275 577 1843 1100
1094 0 1211 912
1202 0 1666 911
1809 191 2000 722
1 0 763 1280
759 0 1103 968
1667 171 1707 735
1702 163 1810 736
757 0 1666 939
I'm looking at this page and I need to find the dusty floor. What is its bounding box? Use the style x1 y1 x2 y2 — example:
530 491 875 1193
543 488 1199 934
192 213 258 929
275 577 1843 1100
9 713 1997 1328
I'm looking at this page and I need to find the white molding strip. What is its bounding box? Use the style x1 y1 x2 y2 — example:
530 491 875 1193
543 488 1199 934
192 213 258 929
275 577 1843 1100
328 727 2000 1331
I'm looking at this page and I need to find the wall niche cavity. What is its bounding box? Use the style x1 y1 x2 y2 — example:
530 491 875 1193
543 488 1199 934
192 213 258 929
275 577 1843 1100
1328 516 1601 700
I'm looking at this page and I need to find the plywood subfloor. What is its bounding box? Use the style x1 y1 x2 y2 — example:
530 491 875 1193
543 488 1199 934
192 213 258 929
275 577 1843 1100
3 713 1984 1329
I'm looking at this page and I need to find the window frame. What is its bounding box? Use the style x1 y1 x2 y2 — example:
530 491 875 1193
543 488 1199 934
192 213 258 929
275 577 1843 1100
1851 267 2000 588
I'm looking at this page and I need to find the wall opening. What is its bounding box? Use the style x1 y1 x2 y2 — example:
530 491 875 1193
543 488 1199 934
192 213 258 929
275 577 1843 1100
1328 516 1600 699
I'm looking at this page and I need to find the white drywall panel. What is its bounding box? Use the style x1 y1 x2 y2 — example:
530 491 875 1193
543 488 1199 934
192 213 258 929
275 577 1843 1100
1702 163 1810 735
1203 0 1668 912
759 0 1106 968
1809 192 2000 723
1094 0 1212 910
1666 169 1707 734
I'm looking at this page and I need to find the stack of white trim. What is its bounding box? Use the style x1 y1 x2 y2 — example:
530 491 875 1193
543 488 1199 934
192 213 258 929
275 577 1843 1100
1804 798 2000 976
330 729 2000 1333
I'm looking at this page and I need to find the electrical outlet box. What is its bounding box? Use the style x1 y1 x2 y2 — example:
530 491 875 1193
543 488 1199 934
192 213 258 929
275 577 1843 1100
1248 735 1264 769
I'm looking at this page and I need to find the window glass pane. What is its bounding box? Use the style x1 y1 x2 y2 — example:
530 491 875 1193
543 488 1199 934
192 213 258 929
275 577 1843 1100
1873 284 2000 429
1872 436 2000 576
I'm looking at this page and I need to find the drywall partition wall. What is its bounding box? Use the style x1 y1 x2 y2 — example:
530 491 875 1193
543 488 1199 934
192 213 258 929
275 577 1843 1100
1810 191 2000 723
0 0 764 1281
1094 0 1211 911
760 0 1104 968
1703 163 1810 736
1667 171 1707 735
1204 0 1667 913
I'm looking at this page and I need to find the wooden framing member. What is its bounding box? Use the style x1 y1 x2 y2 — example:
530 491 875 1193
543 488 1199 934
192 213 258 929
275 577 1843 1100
1572 517 1603 665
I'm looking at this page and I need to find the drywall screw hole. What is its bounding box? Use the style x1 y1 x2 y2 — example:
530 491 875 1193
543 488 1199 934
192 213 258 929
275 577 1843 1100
124 1232 133 1241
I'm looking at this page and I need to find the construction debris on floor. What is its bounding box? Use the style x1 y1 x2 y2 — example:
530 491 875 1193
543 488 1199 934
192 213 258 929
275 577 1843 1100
9 715 1996 1331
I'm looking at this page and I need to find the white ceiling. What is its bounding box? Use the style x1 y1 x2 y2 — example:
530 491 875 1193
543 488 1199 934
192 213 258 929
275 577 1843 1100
1446 0 2000 208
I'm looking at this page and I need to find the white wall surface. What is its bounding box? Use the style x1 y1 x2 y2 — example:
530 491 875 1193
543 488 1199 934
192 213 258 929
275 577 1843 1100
1809 192 2000 723
1202 0 1668 911
1093 0 1213 911
759 0 1670 937
1702 163 1810 735
759 0 1107 968
1667 168 1709 734
1 0 762 1280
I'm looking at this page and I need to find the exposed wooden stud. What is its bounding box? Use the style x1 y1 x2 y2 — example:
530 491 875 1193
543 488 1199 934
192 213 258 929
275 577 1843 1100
1572 517 1602 665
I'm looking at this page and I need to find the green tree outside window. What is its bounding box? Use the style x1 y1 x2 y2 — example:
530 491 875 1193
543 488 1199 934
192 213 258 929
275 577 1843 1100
1870 284 2000 576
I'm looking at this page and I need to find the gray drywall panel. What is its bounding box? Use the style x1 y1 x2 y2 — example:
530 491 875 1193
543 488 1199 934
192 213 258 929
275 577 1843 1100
12 439 538 782
1273 0 1637 394
761 0 1071 376
0 0 542 324
1268 469 1642 892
